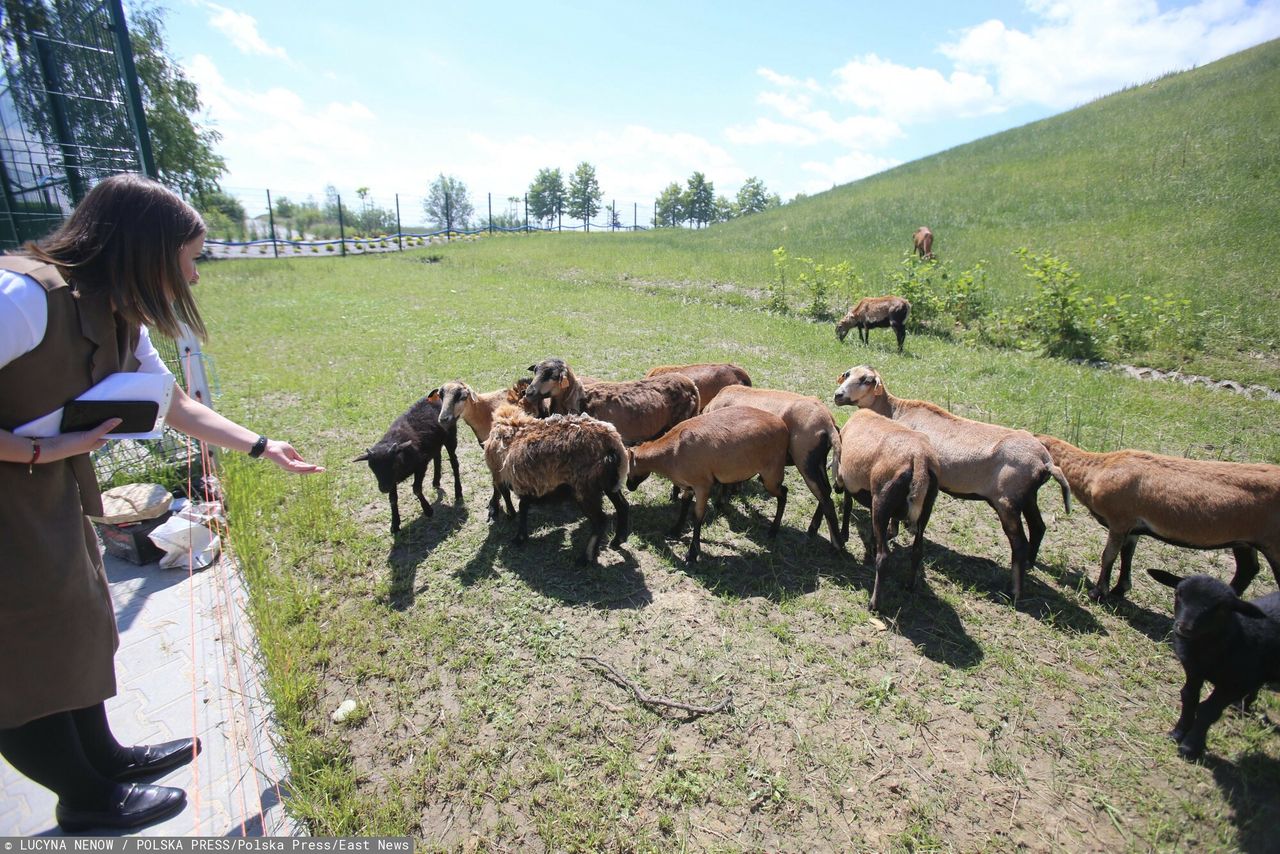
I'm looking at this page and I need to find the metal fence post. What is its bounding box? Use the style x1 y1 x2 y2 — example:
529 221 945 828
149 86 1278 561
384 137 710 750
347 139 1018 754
524 194 529 233
266 189 278 257
445 194 451 241
395 193 403 251
337 195 346 256
488 193 493 235
105 0 157 181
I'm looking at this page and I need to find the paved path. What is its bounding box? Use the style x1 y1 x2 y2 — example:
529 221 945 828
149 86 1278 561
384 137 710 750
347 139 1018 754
0 546 297 837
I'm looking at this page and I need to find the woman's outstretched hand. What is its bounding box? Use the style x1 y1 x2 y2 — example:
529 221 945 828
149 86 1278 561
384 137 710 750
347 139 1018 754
261 439 325 474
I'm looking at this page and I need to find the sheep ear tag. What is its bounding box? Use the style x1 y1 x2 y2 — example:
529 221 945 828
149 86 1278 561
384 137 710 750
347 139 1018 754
1147 569 1184 589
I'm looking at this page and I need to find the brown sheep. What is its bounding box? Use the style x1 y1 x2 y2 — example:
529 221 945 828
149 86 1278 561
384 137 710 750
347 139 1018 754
483 404 630 564
628 406 789 563
432 378 539 446
644 363 753 411
835 296 911 353
913 226 934 260
834 366 1070 604
703 385 844 548
1037 434 1280 601
837 409 941 611
524 357 700 445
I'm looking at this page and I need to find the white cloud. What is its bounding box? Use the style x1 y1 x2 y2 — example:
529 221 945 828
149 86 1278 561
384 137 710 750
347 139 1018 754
205 3 289 61
184 54 385 196
830 54 998 122
798 151 901 194
942 0 1280 110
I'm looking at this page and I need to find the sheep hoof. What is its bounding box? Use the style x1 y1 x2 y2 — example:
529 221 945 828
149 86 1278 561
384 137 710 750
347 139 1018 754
1086 585 1108 602
1177 741 1205 762
685 550 699 564
1167 726 1186 742
1108 585 1129 599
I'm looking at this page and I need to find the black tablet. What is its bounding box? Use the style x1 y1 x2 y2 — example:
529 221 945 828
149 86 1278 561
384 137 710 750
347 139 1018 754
60 399 160 434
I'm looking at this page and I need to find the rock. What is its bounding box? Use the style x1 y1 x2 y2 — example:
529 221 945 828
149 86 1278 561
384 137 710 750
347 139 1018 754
331 699 359 723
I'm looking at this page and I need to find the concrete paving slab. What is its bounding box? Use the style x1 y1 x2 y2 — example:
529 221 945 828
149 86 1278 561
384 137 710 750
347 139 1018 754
0 543 298 837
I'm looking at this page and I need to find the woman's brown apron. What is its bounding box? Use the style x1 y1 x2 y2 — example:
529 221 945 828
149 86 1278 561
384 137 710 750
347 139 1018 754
0 256 140 727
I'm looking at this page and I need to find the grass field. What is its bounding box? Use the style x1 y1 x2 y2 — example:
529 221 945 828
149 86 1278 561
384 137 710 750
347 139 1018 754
197 238 1279 851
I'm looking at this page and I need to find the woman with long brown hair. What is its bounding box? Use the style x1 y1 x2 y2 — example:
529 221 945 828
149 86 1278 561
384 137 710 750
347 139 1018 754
0 173 322 832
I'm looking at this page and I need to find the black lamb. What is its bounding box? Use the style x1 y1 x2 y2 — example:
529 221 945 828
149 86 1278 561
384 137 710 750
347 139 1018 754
1148 568 1280 760
354 393 462 533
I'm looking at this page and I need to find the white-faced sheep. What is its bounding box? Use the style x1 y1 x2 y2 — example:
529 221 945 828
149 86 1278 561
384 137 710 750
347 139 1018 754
913 226 934 260
355 394 461 533
836 408 941 611
703 385 844 548
524 357 700 445
432 377 539 445
835 297 912 353
644 363 753 411
1036 434 1280 601
627 406 790 563
1147 569 1280 760
833 365 1070 604
484 404 630 564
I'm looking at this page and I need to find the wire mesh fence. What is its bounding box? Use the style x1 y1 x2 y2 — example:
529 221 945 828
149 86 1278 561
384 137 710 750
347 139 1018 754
0 0 150 249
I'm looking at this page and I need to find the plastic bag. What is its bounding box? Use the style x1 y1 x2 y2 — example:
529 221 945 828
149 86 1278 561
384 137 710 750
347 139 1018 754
147 514 221 571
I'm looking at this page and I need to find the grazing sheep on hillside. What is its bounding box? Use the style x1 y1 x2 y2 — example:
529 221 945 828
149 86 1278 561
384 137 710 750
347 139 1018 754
1037 435 1280 601
484 404 630 564
1147 569 1280 760
703 385 844 548
644 363 753 411
913 226 934 260
432 378 540 445
835 296 912 353
627 406 790 563
834 365 1070 604
355 394 461 533
525 357 700 444
836 408 941 611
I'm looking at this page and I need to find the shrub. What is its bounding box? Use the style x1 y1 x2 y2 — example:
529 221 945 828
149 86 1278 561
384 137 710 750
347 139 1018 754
767 246 790 314
1017 248 1099 359
889 253 946 330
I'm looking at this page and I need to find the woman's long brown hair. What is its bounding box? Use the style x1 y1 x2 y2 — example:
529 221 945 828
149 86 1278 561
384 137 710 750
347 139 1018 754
24 173 208 341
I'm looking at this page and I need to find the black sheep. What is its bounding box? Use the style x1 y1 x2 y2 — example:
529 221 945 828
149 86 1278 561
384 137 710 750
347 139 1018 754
355 394 462 533
1148 569 1280 760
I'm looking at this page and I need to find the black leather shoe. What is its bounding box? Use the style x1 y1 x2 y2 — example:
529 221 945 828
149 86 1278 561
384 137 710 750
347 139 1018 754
114 737 202 781
55 783 186 832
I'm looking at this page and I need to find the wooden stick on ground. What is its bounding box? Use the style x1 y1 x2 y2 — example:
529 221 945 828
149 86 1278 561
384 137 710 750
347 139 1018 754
578 655 733 717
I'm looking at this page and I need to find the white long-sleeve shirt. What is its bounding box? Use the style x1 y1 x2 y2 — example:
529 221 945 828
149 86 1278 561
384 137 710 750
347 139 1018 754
0 269 172 375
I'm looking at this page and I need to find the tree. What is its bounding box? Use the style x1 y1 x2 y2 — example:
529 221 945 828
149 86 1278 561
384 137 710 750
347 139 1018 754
735 176 781 217
192 190 245 239
527 168 565 228
0 0 226 204
423 174 473 232
566 162 602 230
129 4 226 197
654 182 684 228
684 172 715 228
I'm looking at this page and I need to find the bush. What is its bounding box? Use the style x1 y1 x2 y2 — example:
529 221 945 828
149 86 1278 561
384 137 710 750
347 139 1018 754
1017 248 1099 359
767 247 790 314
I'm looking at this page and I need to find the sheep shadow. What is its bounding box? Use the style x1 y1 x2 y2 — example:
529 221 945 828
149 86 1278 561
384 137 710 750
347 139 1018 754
922 542 1107 635
383 495 469 610
1204 751 1280 853
455 498 652 610
626 499 837 601
1041 560 1173 643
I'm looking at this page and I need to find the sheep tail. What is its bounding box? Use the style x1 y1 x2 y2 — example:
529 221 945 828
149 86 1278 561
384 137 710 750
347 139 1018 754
1049 463 1071 514
907 458 930 532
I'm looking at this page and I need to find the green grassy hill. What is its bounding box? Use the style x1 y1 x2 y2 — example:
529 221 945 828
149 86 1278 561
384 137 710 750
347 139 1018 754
529 39 1280 386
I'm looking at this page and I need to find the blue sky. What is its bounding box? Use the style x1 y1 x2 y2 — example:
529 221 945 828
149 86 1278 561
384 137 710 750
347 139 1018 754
158 0 1280 215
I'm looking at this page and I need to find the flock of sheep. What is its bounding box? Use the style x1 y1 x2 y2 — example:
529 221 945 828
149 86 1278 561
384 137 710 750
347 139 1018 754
355 260 1280 763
